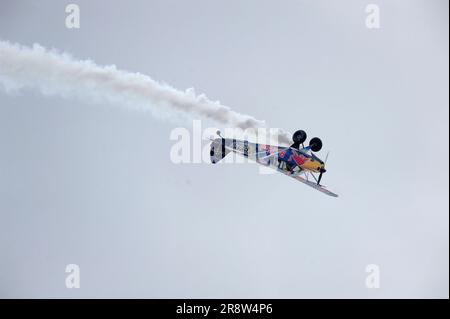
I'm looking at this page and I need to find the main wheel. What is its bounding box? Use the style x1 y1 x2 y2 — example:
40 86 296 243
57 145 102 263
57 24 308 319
292 130 307 144
309 137 323 152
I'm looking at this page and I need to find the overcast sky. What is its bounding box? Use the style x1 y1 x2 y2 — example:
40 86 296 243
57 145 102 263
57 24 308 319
0 0 448 298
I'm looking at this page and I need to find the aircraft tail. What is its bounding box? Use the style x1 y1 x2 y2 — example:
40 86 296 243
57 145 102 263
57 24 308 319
210 138 231 164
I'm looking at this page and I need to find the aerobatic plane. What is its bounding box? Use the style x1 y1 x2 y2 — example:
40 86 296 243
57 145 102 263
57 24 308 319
209 130 338 197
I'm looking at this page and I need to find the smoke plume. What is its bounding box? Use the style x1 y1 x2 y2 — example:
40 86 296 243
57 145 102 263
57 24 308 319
0 40 291 144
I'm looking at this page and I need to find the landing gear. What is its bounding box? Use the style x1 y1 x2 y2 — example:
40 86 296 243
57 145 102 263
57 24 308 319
291 131 323 153
291 130 307 149
309 137 323 152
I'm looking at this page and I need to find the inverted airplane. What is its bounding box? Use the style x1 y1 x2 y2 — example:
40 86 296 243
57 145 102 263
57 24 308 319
209 130 338 197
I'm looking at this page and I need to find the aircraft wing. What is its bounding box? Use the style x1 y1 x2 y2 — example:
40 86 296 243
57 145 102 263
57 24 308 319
276 168 339 197
293 175 339 197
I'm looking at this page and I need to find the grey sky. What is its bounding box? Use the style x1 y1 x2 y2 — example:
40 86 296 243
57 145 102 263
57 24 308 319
0 0 448 298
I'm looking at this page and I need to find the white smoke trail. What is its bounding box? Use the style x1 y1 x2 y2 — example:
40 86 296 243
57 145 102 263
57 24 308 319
0 40 291 144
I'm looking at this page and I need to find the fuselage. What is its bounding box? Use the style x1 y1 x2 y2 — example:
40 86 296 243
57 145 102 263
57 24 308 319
210 138 325 174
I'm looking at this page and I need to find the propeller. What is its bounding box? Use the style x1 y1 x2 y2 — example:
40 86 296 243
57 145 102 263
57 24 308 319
317 169 325 185
317 151 329 186
324 151 330 165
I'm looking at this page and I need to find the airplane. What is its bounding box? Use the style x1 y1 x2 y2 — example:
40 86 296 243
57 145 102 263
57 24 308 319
209 130 338 197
